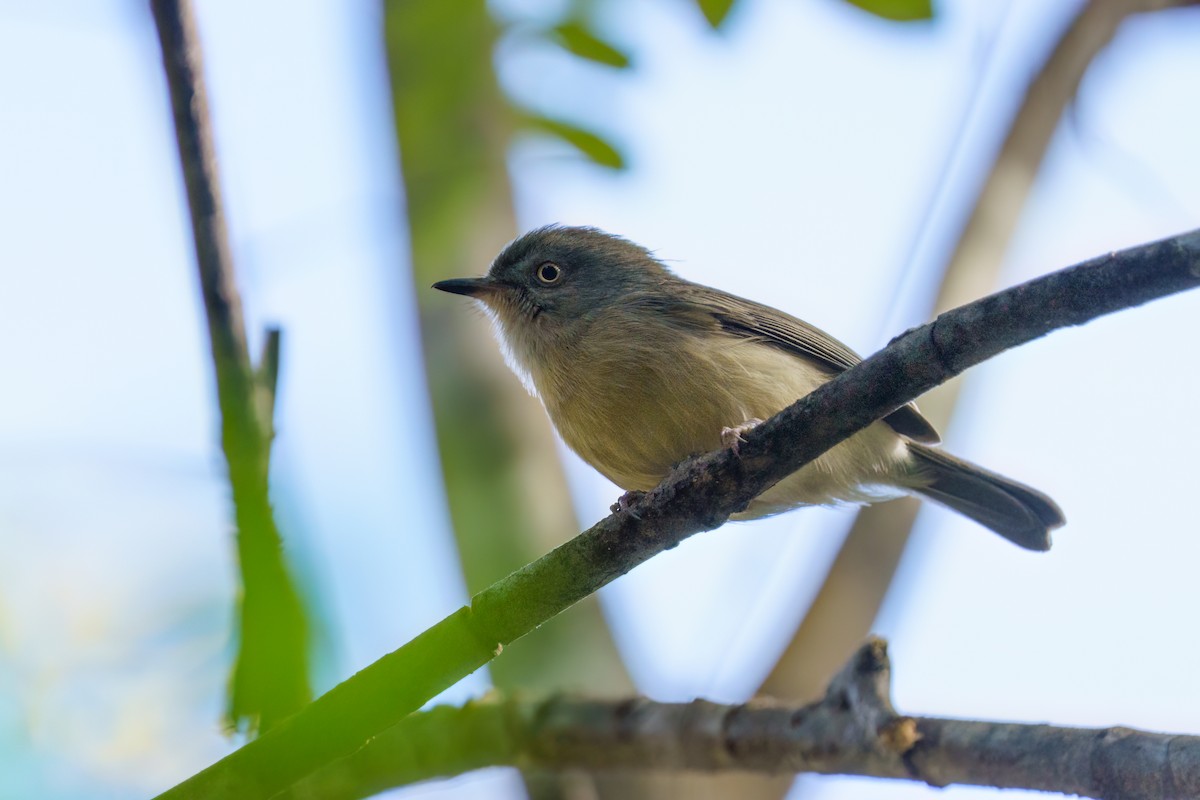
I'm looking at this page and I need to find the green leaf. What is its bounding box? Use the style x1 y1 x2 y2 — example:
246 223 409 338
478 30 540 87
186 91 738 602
551 21 631 69
695 0 737 29
841 0 934 22
523 114 626 170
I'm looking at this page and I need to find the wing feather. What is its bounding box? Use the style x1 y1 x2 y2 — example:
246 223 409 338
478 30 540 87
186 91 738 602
665 283 941 445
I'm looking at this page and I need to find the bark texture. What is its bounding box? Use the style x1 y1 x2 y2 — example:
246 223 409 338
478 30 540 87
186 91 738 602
286 639 1200 800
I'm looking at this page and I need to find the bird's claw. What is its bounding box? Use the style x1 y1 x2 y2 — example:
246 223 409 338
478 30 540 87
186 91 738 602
721 418 764 456
611 490 646 518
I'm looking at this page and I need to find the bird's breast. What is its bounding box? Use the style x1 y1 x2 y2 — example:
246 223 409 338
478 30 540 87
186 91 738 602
536 326 831 492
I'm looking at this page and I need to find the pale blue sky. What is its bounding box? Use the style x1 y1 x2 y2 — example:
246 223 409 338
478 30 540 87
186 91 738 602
1 1 1198 798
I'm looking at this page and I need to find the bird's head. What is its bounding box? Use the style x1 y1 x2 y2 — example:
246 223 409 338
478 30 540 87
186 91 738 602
433 225 672 384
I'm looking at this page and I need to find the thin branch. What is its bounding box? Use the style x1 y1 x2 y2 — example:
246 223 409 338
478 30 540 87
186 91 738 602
937 0 1199 318
149 0 309 732
282 638 1200 800
153 229 1200 800
760 0 1200 716
258 326 282 427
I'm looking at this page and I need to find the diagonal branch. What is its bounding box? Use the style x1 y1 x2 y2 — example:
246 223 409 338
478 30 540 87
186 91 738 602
759 0 1200 719
282 638 1200 800
938 0 1199 318
153 229 1200 800
149 0 309 733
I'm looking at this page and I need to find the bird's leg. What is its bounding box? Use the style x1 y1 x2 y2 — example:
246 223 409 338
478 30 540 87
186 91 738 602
610 490 646 518
721 418 765 455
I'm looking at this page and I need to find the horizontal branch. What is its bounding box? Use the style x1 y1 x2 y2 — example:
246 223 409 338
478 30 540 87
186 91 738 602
154 229 1200 799
283 638 1200 800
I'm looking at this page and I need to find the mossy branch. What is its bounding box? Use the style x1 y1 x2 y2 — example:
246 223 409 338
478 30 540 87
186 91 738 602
150 0 309 732
282 638 1200 800
154 229 1200 799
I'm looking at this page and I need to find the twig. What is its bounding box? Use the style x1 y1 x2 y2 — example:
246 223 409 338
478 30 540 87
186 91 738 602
153 229 1200 800
759 0 1200 719
149 0 308 732
281 638 1200 800
938 0 1199 316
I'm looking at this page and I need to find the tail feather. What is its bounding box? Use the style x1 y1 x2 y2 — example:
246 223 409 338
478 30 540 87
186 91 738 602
907 443 1064 552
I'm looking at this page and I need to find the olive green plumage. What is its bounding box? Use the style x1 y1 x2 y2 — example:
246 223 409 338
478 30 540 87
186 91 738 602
434 225 1064 551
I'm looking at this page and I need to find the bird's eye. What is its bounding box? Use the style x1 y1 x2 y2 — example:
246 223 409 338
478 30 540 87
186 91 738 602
535 262 563 285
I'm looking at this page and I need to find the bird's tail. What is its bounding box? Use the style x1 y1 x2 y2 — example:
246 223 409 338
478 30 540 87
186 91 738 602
906 443 1064 551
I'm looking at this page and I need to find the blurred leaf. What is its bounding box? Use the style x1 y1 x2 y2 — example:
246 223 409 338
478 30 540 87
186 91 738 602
229 528 311 735
523 113 626 169
551 21 631 68
840 0 934 22
695 0 737 29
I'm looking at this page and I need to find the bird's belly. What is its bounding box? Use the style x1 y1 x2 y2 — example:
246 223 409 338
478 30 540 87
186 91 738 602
549 372 721 492
733 420 910 519
542 336 911 507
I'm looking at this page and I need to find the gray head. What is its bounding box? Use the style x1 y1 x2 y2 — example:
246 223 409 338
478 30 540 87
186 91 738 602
433 224 673 340
433 225 676 389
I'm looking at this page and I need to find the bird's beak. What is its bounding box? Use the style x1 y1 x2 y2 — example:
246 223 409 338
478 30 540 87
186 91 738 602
432 277 498 298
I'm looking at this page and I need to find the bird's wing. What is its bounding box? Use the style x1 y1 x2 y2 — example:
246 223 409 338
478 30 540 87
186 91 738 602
678 283 941 445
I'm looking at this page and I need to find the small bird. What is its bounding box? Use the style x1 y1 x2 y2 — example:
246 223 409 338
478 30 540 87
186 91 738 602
434 225 1064 551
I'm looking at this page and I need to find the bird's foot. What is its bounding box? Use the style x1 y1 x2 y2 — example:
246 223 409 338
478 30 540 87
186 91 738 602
720 418 764 455
611 490 646 518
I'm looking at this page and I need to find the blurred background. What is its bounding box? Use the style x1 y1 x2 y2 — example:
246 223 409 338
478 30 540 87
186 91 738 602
2 0 1199 797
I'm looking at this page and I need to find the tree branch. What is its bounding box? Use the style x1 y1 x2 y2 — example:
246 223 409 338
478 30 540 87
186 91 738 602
153 228 1200 799
758 0 1200 721
938 0 1199 317
149 0 309 732
282 638 1200 800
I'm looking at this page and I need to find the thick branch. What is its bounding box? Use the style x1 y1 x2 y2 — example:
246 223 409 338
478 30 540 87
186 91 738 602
149 0 309 731
154 229 1200 799
284 639 1200 800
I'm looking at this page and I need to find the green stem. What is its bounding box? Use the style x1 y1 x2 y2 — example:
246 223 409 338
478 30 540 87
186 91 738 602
154 228 1200 799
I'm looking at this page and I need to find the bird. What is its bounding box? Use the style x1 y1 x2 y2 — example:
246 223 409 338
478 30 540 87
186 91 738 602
433 225 1064 551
